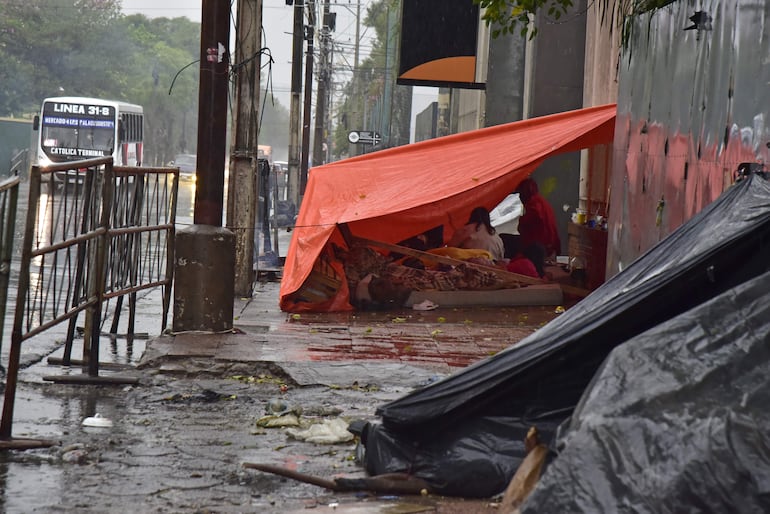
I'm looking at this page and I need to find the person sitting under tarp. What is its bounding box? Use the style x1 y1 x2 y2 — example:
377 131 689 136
506 251 542 279
515 177 561 259
447 206 505 262
500 235 547 279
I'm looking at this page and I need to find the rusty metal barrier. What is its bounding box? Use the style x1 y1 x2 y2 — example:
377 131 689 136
0 175 20 368
53 165 179 376
0 158 178 448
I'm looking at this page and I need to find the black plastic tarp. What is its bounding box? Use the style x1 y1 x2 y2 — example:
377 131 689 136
523 269 770 513
355 172 770 497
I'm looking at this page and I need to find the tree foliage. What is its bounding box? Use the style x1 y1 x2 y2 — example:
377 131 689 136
0 1 289 166
474 0 572 39
0 0 123 113
473 0 678 40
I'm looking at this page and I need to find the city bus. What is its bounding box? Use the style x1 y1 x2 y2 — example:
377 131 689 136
33 96 144 183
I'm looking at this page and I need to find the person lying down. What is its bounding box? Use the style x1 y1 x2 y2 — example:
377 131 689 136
335 244 508 310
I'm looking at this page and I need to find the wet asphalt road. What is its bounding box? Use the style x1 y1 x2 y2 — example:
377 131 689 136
1 313 509 513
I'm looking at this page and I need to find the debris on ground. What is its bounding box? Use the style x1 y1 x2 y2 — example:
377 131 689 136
286 418 354 444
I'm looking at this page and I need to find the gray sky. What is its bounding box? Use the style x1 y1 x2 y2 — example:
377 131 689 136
120 0 436 141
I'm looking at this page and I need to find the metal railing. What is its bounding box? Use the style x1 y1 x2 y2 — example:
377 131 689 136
0 175 21 367
0 158 178 443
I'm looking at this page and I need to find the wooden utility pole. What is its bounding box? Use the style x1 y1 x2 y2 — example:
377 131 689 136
227 0 263 296
287 1 304 210
173 0 234 333
300 1 316 192
194 0 230 226
348 0 361 157
312 0 332 167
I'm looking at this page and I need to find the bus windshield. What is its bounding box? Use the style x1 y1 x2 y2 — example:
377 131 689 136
35 97 143 167
40 101 116 162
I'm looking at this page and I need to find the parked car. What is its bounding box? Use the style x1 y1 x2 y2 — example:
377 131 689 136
171 154 196 181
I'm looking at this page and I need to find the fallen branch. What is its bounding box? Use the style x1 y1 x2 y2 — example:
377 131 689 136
242 462 341 490
242 462 432 495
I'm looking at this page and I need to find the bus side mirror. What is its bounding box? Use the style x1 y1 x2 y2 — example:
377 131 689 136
33 115 39 131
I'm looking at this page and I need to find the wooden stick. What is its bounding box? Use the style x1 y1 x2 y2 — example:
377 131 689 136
242 462 434 495
0 437 58 450
242 462 342 490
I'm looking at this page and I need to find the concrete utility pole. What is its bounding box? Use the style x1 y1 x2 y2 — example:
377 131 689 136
227 0 263 297
300 1 316 192
348 0 361 157
287 1 304 211
173 0 234 332
312 0 332 167
381 6 396 147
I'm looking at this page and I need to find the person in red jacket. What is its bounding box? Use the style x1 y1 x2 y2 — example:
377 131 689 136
515 177 561 259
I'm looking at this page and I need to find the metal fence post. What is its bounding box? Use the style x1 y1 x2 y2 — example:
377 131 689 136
0 176 20 360
0 166 55 447
85 162 114 377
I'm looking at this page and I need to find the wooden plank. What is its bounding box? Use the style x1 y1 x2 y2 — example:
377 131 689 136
559 283 591 298
337 223 355 247
47 357 134 370
294 266 341 304
0 437 58 450
499 444 549 513
42 375 139 385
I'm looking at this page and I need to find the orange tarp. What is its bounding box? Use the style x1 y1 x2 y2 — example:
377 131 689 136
279 104 617 312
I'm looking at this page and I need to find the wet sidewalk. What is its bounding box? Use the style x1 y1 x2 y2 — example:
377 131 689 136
139 279 564 381
3 278 570 514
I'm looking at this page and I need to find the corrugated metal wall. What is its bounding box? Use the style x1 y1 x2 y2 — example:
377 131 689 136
608 0 770 274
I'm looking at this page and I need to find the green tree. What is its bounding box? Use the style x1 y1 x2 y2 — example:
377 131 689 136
474 0 676 40
0 0 124 114
0 1 290 167
114 14 202 165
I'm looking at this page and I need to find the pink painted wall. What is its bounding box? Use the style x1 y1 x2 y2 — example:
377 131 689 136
607 1 770 276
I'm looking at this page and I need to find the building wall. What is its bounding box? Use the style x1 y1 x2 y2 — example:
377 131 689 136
414 102 438 142
583 6 620 108
455 90 485 133
608 0 770 274
527 0 588 255
485 30 527 126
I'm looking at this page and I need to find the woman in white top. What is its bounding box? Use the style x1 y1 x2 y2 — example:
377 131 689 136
448 206 505 261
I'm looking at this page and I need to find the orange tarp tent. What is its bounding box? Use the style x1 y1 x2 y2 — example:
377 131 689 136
279 104 617 312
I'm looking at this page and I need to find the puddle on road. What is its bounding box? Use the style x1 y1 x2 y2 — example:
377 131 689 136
0 384 124 512
0 456 62 513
